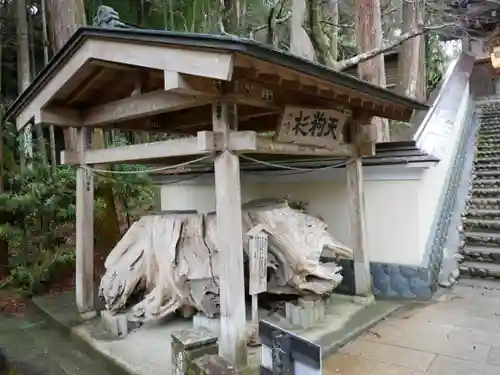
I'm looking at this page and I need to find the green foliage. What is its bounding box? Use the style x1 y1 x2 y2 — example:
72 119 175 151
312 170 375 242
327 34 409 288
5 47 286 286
425 32 446 96
0 108 156 294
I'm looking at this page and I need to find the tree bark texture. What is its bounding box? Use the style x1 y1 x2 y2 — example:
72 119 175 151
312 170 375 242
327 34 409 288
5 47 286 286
46 0 121 275
397 0 426 101
354 0 389 141
46 0 86 151
16 0 33 161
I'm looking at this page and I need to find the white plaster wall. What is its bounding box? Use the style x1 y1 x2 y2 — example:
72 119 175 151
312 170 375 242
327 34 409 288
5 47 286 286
160 171 422 265
417 83 471 258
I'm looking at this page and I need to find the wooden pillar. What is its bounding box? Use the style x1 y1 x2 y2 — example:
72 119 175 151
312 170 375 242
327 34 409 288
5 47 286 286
347 156 371 296
347 120 375 297
212 102 247 368
75 126 94 313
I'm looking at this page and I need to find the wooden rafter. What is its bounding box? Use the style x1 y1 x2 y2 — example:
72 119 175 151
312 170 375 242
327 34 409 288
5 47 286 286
82 90 213 127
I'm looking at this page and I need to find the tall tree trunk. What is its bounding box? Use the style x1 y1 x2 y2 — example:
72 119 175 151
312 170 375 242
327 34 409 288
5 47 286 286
354 0 389 141
16 0 32 165
0 4 7 279
291 0 316 61
28 6 49 167
46 0 121 277
41 0 57 174
397 0 425 101
46 0 86 152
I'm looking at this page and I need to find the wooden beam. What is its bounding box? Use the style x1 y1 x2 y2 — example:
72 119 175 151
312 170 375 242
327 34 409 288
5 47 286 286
91 39 234 80
61 132 214 165
75 127 94 313
346 154 371 296
35 107 83 127
83 90 210 127
15 41 93 130
164 71 222 96
213 102 247 368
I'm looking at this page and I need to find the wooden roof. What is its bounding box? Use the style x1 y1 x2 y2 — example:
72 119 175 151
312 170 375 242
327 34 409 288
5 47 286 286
6 27 427 134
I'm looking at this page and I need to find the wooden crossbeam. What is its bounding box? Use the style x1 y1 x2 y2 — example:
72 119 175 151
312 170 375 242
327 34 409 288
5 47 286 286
36 107 82 127
61 130 354 166
82 90 210 127
211 131 354 156
61 132 215 165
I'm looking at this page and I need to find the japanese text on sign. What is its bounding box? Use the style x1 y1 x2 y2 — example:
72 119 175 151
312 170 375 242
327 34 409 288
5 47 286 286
276 107 347 150
249 231 268 296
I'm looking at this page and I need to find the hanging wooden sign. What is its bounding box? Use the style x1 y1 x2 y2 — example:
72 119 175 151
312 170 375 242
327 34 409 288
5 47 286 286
275 106 348 150
247 226 268 296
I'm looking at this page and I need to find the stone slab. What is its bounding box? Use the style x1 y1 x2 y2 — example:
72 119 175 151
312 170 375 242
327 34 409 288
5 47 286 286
32 291 401 375
324 279 500 375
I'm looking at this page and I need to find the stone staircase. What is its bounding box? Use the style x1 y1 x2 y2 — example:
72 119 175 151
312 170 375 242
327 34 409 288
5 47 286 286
459 102 500 280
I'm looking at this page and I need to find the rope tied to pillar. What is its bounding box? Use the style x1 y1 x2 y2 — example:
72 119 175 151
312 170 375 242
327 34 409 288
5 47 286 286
82 153 216 175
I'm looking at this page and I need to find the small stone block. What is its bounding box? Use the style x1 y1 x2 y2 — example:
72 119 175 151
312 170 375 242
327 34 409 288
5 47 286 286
317 300 325 322
353 295 375 306
80 310 97 321
193 355 242 374
299 306 314 329
171 328 219 375
101 310 128 338
289 304 301 326
193 313 221 336
285 302 293 320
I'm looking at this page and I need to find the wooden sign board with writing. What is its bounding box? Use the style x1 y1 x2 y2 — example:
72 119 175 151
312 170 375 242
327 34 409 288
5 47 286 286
275 107 348 151
248 230 268 296
260 320 322 375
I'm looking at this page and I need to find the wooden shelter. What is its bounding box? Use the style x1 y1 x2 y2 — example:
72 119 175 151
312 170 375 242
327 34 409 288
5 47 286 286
5 27 427 368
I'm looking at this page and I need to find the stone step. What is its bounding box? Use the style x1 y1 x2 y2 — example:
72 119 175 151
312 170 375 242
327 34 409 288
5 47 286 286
470 188 500 197
477 144 500 151
475 157 500 164
477 134 500 141
478 130 500 137
476 150 500 157
465 231 500 247
472 178 500 189
459 245 500 263
464 218 500 232
474 170 500 179
459 260 500 279
475 164 500 171
469 198 500 210
472 179 500 188
467 209 500 220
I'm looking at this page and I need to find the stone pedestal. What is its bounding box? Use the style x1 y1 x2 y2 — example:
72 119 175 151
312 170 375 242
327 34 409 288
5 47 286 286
193 355 242 375
285 296 325 329
171 327 218 375
101 310 128 338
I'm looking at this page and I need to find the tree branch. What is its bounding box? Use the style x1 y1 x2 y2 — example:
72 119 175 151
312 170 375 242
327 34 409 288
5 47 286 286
337 23 454 71
249 12 291 39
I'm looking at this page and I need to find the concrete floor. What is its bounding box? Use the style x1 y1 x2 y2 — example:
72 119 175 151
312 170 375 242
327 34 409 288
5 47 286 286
324 279 500 375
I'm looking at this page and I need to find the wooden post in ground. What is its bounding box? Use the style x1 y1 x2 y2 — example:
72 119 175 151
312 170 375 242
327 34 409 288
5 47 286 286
346 155 371 296
347 120 376 296
75 126 95 313
212 101 247 368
